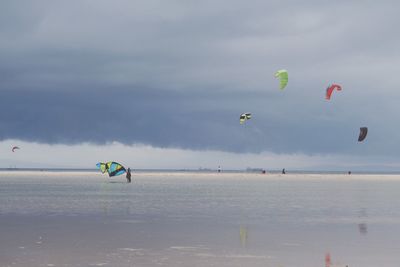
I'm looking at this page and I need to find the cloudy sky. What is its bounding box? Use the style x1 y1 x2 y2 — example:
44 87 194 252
1 0 399 170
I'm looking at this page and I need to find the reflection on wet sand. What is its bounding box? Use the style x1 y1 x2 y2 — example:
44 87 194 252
358 208 368 235
2 172 400 266
239 225 248 248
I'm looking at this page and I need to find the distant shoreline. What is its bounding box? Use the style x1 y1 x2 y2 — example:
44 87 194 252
1 168 400 175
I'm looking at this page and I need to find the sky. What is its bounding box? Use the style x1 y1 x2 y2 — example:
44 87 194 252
1 0 400 170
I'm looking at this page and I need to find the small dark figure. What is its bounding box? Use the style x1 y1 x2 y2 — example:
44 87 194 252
262 170 266 174
218 166 221 173
126 168 131 183
348 171 351 175
282 168 286 174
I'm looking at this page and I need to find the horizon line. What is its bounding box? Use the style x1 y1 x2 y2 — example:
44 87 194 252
1 167 400 175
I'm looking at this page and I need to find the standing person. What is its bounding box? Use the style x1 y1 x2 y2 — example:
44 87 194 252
218 166 221 173
126 168 131 183
282 168 286 174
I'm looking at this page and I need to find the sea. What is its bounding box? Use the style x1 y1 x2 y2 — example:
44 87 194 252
1 170 400 267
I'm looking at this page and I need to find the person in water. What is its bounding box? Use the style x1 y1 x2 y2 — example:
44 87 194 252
126 168 131 183
282 168 286 174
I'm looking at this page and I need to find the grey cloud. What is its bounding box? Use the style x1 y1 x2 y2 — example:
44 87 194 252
0 0 399 156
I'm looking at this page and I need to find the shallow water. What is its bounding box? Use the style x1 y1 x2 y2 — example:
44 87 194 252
1 171 400 266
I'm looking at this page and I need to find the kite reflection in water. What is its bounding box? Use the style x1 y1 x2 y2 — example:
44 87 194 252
239 225 248 247
358 208 368 235
358 223 368 235
96 162 126 177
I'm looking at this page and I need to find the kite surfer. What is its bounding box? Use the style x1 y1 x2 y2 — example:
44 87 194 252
126 168 131 183
282 168 286 174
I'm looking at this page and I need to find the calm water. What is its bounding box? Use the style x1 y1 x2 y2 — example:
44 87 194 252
1 171 400 267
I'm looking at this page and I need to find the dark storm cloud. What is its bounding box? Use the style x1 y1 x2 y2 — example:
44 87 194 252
1 0 400 155
0 84 392 155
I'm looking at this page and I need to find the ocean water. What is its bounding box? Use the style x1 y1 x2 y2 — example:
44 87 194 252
1 171 400 267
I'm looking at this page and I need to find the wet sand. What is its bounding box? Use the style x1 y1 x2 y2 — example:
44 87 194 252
1 171 400 266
